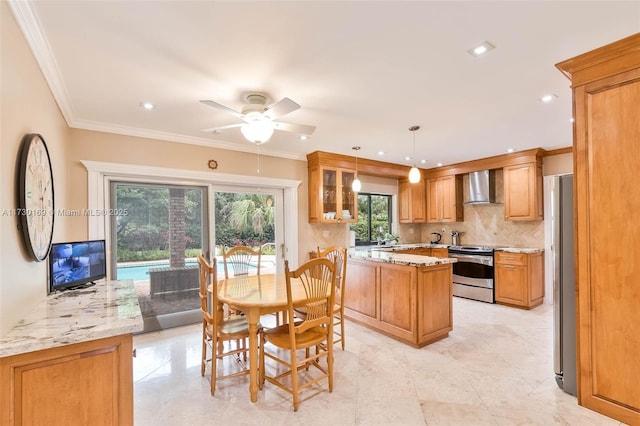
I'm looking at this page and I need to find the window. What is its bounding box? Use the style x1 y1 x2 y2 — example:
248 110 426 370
350 193 392 245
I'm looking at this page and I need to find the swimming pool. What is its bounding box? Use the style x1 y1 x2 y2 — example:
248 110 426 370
116 260 256 281
116 261 200 281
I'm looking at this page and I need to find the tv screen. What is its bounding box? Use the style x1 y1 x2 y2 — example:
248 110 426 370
49 239 107 292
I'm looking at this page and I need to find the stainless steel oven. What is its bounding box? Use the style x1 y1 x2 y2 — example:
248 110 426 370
448 246 495 303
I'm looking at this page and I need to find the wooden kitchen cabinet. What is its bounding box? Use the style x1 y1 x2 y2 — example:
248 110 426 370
398 177 426 223
430 247 449 258
344 258 452 347
504 162 543 221
394 247 449 258
426 175 463 223
556 33 640 424
308 164 357 223
494 251 543 309
0 334 134 426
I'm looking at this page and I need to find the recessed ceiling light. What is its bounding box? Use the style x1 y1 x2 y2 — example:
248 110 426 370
540 94 558 103
141 102 155 110
467 41 495 57
507 148 515 153
405 156 411 161
420 159 427 164
437 162 443 167
570 117 575 123
300 135 308 141
378 151 384 156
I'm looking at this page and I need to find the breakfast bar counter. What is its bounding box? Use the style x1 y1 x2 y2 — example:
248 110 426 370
345 248 456 348
0 280 142 425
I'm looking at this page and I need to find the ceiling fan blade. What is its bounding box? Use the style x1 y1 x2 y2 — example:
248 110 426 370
201 123 243 133
274 121 316 136
263 97 300 120
200 100 243 118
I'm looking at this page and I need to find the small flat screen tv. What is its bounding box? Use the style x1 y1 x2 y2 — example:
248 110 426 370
49 239 107 292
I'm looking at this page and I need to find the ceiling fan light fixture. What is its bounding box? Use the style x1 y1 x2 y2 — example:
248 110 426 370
240 115 275 143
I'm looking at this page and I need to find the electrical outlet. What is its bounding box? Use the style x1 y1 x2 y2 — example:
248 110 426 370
409 227 414 234
322 230 329 238
442 227 446 234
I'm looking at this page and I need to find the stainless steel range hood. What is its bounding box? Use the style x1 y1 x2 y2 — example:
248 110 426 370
465 170 496 204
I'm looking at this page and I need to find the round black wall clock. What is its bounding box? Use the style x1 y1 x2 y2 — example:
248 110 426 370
18 133 55 262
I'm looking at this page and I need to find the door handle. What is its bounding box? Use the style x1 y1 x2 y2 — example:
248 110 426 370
279 243 285 259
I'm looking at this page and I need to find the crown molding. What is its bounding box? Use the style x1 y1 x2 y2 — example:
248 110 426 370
8 0 75 125
8 0 306 162
72 119 307 161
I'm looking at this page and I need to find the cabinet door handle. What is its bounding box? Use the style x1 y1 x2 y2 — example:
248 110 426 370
503 265 516 269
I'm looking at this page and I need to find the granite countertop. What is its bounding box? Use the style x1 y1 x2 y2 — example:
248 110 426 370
494 247 544 254
353 243 449 251
0 279 143 358
349 248 457 267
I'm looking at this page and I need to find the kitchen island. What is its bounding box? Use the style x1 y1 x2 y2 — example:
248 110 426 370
0 279 143 425
345 247 456 348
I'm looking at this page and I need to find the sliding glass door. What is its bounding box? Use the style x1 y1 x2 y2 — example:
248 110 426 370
213 187 285 275
109 182 284 332
111 182 208 332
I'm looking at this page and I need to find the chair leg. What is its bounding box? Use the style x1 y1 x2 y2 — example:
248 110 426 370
328 339 334 392
259 335 265 389
211 339 217 395
201 329 207 376
291 348 300 412
340 315 346 350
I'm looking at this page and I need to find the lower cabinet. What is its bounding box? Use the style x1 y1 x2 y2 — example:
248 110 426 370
393 247 448 258
0 334 134 426
344 258 452 347
494 251 544 309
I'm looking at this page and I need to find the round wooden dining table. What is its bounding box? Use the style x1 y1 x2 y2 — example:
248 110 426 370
211 273 307 402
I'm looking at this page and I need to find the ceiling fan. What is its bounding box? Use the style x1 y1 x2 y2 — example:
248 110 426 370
200 93 316 144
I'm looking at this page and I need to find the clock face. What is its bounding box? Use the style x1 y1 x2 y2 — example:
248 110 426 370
19 134 55 262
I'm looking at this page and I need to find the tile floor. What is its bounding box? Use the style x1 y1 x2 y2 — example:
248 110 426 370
133 297 624 425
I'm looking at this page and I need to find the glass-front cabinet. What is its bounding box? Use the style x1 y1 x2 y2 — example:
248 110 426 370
308 162 358 223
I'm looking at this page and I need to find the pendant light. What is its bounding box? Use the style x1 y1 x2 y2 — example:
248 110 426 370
352 146 362 192
408 125 421 183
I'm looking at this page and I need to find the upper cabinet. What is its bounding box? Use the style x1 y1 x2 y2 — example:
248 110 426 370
426 175 463 223
308 164 357 223
398 178 426 223
504 162 543 221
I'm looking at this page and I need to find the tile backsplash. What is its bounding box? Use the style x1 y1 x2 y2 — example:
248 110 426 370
421 204 544 247
419 169 544 248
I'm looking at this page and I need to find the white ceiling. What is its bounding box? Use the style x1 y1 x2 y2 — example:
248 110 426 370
11 1 640 167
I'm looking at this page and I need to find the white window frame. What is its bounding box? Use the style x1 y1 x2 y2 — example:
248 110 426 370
82 161 301 278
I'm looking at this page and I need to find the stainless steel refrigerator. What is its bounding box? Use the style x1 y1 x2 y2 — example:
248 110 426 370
552 174 576 396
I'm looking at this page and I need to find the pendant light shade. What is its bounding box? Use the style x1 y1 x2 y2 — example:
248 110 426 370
408 125 421 183
408 166 421 183
352 177 362 192
352 146 362 192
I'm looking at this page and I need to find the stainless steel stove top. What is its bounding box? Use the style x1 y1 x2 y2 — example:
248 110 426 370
448 245 495 255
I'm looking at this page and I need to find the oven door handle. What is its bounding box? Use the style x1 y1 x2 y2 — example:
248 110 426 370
450 253 493 266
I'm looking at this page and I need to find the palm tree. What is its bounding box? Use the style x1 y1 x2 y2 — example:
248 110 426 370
228 197 274 237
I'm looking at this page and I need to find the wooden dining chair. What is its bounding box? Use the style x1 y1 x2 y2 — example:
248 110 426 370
260 257 337 412
294 246 348 350
222 245 261 278
197 253 252 395
317 246 348 350
224 245 284 326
